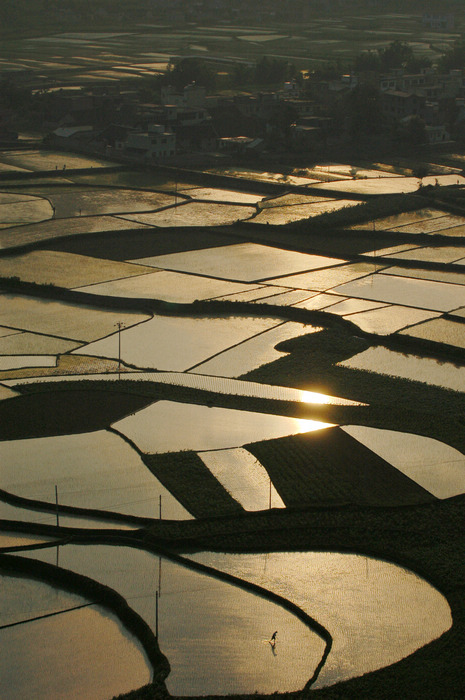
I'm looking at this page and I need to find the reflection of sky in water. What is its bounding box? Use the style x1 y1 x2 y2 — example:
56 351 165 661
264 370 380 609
73 314 278 371
188 551 452 689
251 199 358 225
199 448 285 510
77 270 255 304
193 321 317 376
0 293 148 343
133 242 342 283
0 430 192 519
335 273 465 312
344 304 439 335
0 574 151 700
272 262 374 292
400 317 465 349
0 497 138 530
113 400 334 453
342 425 465 499
19 544 323 696
339 345 465 393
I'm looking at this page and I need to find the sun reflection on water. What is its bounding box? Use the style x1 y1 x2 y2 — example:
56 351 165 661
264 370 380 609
297 419 335 433
300 390 332 404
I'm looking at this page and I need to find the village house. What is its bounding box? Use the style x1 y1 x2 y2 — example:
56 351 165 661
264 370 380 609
116 124 176 161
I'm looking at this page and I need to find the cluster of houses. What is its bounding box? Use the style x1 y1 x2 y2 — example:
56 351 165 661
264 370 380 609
43 60 465 164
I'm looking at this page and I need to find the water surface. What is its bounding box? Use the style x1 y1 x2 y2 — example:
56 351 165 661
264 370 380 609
199 448 285 510
335 273 465 311
0 430 192 519
338 345 465 392
342 425 465 498
188 551 452 689
133 243 342 283
19 544 324 696
112 400 333 453
0 574 151 700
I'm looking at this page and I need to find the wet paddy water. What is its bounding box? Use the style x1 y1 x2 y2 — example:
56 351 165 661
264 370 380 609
14 543 452 697
0 574 152 700
0 162 464 696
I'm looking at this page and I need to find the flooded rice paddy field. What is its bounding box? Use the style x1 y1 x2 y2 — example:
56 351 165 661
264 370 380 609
1 14 460 90
187 551 452 689
0 574 152 700
0 159 464 697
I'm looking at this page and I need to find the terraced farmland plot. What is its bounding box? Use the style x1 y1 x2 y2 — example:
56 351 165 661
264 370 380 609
0 331 79 355
343 305 440 335
0 250 155 288
0 150 116 171
349 208 447 232
338 345 465 393
245 429 433 507
382 265 465 286
250 199 359 225
0 215 151 251
343 426 465 499
76 270 256 303
73 314 280 371
259 193 331 208
0 430 192 519
334 272 465 311
0 575 151 700
117 201 256 227
311 175 465 195
271 262 375 292
0 293 149 343
399 317 465 349
180 187 265 204
383 246 465 264
134 243 343 283
205 166 320 186
193 321 318 377
112 400 333 454
389 213 465 235
188 550 452 691
0 498 139 528
19 544 323 697
0 195 53 226
199 448 285 511
17 187 177 218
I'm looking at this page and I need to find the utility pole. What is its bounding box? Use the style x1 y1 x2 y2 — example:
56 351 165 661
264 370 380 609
115 322 124 379
55 484 59 528
155 590 159 638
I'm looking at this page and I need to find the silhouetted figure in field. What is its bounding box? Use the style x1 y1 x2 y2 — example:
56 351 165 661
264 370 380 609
270 630 278 645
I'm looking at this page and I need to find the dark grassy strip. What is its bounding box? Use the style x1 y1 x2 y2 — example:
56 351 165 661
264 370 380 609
45 226 241 261
138 451 244 520
246 429 434 508
0 389 155 441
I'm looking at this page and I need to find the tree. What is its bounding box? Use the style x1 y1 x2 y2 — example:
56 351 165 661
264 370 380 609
166 58 216 91
346 83 383 141
379 41 415 72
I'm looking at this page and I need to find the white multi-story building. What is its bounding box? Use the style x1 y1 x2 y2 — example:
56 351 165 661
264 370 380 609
117 124 176 161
